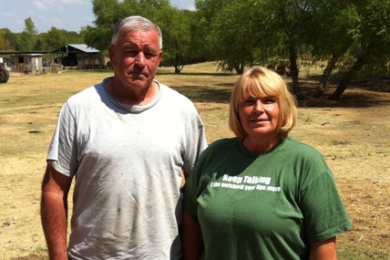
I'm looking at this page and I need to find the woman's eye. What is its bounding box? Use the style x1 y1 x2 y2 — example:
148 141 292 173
264 97 276 104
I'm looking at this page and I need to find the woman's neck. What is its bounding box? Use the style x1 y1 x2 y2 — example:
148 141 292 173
242 134 281 152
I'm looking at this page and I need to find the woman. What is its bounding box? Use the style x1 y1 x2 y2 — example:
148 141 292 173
182 67 352 260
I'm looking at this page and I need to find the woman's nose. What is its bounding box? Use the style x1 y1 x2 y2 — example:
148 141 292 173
254 100 264 113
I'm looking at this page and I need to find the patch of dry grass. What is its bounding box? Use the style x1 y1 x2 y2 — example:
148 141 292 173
1 63 389 259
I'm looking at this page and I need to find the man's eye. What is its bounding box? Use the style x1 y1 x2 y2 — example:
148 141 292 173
125 50 137 55
145 53 156 59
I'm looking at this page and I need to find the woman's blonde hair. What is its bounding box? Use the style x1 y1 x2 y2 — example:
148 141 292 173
229 66 297 139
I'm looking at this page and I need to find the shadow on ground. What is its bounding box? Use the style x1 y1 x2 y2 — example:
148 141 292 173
290 78 390 109
171 84 234 104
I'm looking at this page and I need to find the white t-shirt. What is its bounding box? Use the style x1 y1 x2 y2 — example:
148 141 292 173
47 77 207 259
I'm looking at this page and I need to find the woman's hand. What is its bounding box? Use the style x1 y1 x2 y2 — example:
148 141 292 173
182 209 204 260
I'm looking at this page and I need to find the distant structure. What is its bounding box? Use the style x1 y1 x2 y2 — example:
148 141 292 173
51 44 105 70
0 44 105 74
12 53 43 73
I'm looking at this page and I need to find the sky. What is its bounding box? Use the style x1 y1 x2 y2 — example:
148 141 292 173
0 0 196 34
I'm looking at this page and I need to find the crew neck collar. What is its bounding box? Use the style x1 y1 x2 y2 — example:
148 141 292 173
236 137 286 158
102 77 163 114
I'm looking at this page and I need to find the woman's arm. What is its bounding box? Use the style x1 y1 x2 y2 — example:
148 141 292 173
309 237 337 260
182 209 204 260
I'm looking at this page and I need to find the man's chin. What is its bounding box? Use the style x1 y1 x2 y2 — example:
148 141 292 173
125 79 152 89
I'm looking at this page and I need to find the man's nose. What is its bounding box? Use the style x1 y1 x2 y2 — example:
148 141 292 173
134 52 146 67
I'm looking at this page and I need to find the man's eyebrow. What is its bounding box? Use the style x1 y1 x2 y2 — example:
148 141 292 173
122 43 159 53
144 46 159 53
123 43 136 48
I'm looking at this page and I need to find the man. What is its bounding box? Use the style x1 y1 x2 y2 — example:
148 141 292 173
41 16 207 260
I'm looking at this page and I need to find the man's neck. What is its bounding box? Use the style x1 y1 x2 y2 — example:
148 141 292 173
106 78 159 106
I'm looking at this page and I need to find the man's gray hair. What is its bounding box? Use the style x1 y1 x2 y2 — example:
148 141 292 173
111 16 163 49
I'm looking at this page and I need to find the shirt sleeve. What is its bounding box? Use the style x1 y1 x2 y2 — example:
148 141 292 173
182 141 215 216
47 101 78 177
300 168 353 243
181 110 208 176
182 163 201 216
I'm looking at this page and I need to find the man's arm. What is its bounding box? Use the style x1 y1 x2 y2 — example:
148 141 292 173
181 209 203 260
41 163 73 260
309 237 337 260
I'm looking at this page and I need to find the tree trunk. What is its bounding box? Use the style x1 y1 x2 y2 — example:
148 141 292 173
174 64 184 73
317 43 351 96
288 39 304 100
174 49 184 74
235 62 244 74
317 54 340 95
174 40 183 74
279 7 304 100
328 56 366 100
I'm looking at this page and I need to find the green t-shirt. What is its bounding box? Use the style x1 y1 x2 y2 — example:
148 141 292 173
183 137 352 260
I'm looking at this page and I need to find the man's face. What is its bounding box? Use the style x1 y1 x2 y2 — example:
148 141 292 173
109 28 162 92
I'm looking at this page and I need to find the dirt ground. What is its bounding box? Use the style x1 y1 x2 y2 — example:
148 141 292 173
0 67 389 259
291 79 390 258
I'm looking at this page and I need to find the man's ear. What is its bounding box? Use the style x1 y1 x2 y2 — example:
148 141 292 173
108 44 116 67
157 50 163 67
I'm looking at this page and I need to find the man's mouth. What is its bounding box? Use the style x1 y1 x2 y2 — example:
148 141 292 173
130 71 146 77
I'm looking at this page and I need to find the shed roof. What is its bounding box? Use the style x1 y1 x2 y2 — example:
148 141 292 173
51 44 101 54
9 53 43 57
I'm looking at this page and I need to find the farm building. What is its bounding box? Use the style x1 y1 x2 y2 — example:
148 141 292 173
51 44 105 70
9 53 43 73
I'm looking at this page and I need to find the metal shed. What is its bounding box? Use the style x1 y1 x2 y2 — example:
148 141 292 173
51 44 105 70
9 53 43 73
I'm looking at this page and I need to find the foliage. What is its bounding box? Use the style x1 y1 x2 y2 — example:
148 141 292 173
209 0 264 74
2 0 389 100
329 0 390 100
0 19 84 54
82 0 123 51
154 5 194 72
1 66 390 258
0 28 17 51
16 18 38 51
196 0 390 99
83 0 203 71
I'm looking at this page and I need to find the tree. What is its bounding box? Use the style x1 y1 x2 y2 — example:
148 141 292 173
196 0 314 98
154 4 193 73
17 17 38 51
195 0 236 70
207 0 263 74
83 0 148 51
304 0 356 96
25 17 38 35
329 0 390 100
259 0 318 99
45 27 67 50
0 34 5 50
0 28 18 51
84 0 199 71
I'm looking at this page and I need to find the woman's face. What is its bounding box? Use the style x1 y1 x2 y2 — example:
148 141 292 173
238 94 280 140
